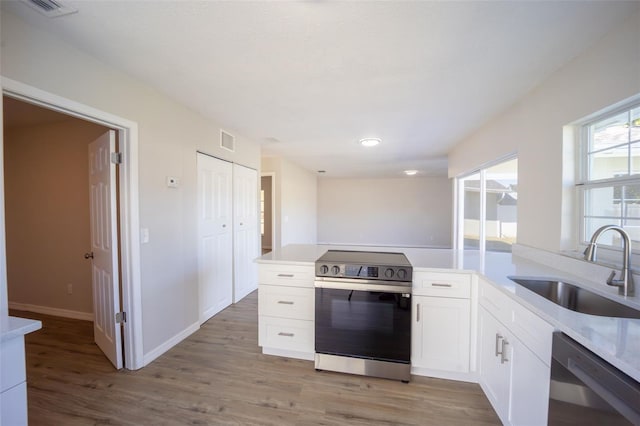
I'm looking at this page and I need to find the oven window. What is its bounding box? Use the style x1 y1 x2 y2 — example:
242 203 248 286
315 288 411 363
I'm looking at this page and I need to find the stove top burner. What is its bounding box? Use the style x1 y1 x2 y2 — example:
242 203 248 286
315 249 413 282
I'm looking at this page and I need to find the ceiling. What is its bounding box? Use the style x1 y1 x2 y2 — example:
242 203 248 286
2 1 638 178
3 96 72 130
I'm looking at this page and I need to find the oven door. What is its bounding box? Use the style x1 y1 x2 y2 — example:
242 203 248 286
315 279 412 363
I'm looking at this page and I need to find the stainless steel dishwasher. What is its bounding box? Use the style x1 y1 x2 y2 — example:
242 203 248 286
548 332 640 425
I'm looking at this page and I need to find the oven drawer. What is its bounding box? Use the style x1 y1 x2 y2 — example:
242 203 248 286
259 264 315 287
413 271 471 298
259 285 314 320
259 317 314 353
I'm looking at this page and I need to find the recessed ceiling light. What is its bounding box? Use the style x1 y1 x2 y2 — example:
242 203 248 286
359 138 381 147
404 170 418 176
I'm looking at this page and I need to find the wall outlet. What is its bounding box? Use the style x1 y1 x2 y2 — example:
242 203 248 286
67 283 73 295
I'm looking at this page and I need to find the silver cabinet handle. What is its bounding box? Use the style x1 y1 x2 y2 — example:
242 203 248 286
277 301 294 305
495 333 504 357
278 332 294 337
277 274 294 278
500 339 509 364
431 283 452 287
416 303 420 322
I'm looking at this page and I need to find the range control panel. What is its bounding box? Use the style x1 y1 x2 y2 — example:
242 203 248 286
315 263 412 282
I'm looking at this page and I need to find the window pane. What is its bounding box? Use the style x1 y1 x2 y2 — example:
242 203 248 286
622 219 640 244
622 184 640 219
631 106 640 143
589 147 629 180
585 186 620 217
463 173 480 250
584 217 622 247
485 159 517 252
631 142 640 175
590 110 629 152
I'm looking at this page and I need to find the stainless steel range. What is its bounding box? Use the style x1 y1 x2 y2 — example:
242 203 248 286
314 250 413 382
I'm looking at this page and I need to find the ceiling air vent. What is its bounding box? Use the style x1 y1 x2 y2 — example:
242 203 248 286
20 0 78 17
220 130 235 152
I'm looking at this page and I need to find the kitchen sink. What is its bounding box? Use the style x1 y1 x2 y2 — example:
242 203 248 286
508 277 640 319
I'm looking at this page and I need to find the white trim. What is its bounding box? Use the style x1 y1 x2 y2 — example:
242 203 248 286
8 302 93 321
2 76 144 370
142 321 200 367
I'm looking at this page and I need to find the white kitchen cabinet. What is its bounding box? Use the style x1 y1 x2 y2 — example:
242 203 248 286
411 271 473 380
478 277 552 426
412 296 470 373
258 263 315 360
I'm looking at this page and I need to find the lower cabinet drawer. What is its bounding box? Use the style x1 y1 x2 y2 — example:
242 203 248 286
258 285 314 320
259 316 314 353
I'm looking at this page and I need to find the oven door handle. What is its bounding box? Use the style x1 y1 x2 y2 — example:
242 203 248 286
314 280 411 294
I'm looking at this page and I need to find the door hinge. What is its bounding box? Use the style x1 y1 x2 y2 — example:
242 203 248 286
111 152 123 164
116 311 126 324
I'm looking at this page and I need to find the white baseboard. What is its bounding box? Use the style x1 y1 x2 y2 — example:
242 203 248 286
142 321 200 367
8 302 93 321
261 347 315 361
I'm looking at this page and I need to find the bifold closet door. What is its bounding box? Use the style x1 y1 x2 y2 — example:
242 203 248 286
197 153 233 323
233 164 259 303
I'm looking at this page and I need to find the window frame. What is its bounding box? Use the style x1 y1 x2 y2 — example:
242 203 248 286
577 100 640 255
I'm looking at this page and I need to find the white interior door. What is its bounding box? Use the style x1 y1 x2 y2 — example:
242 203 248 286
233 164 259 303
88 130 122 369
197 154 233 323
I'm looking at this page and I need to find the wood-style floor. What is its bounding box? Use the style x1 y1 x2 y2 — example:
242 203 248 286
12 292 499 425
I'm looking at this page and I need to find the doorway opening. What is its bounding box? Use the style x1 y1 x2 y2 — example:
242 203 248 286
260 173 274 254
2 79 143 369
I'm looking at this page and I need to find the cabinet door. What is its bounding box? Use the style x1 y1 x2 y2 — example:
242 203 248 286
509 337 550 426
478 307 511 423
412 296 471 372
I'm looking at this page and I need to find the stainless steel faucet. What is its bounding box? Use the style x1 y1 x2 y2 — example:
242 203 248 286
583 225 634 297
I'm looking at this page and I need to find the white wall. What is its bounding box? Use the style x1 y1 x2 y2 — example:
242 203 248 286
318 177 452 247
1 11 261 358
262 156 317 247
448 11 640 253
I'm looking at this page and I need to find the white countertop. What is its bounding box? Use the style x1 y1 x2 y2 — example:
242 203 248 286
1 315 42 342
257 244 640 381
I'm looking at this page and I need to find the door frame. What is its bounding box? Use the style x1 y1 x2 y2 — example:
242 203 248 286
1 76 144 370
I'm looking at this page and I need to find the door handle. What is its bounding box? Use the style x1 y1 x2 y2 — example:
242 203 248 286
495 333 504 357
84 252 94 259
500 339 509 364
416 303 420 322
278 332 294 337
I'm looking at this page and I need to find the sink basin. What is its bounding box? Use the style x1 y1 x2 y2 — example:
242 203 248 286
508 277 640 319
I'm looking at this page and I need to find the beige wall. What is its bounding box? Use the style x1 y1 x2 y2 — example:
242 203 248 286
318 177 452 247
448 11 640 253
261 156 317 248
4 118 109 315
1 11 261 357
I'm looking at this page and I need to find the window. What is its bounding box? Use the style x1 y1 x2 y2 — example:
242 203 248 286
579 103 640 249
457 157 518 252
